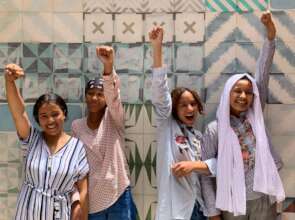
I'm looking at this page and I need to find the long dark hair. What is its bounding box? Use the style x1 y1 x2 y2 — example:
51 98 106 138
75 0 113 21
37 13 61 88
171 87 204 121
33 93 68 124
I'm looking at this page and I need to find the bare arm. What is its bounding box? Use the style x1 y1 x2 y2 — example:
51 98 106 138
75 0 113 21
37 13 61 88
5 64 30 139
171 160 210 177
76 176 88 220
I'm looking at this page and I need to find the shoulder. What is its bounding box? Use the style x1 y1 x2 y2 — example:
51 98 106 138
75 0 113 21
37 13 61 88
203 120 218 138
71 117 86 131
68 136 87 152
206 120 218 131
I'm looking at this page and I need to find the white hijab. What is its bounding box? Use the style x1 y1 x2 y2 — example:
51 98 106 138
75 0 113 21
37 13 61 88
216 73 285 216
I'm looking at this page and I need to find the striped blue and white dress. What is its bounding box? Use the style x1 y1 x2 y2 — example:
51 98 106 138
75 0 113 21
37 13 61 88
15 127 89 220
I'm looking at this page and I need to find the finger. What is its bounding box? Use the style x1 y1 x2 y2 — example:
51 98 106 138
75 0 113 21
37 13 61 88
173 165 184 174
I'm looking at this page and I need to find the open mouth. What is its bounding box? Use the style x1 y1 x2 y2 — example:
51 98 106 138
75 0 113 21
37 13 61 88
185 115 194 121
47 124 57 130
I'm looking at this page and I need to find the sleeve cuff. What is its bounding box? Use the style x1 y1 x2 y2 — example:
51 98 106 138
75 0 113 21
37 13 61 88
265 38 275 48
152 65 168 78
204 208 221 217
204 158 217 177
71 188 80 204
102 69 117 81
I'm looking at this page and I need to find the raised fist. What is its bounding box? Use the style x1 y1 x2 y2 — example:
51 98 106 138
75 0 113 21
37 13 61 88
149 26 164 47
261 11 276 40
96 46 114 74
4 63 24 82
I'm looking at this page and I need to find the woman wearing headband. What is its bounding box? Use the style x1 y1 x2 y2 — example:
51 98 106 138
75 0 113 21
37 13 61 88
71 46 137 220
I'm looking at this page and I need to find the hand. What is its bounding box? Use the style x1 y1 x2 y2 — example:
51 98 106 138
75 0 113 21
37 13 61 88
149 26 164 48
149 27 163 68
209 215 222 220
4 63 24 82
96 46 114 74
261 11 276 40
171 161 196 178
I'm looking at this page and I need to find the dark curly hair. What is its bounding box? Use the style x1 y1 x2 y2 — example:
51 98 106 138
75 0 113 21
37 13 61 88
171 87 204 121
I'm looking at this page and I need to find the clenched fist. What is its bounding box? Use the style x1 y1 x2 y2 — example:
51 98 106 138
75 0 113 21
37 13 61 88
4 63 24 82
96 46 114 75
261 11 276 41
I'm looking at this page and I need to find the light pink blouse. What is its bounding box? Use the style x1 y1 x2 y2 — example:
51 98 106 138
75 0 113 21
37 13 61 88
71 72 130 213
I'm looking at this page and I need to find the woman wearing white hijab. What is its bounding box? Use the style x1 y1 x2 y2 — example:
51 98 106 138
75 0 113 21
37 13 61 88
201 12 285 220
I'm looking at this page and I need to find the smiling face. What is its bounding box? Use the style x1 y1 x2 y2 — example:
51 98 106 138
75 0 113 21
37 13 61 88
38 102 66 136
230 78 254 117
85 88 106 113
176 91 200 127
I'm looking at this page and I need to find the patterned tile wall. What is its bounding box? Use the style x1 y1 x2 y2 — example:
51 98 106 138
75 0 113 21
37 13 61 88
0 0 294 219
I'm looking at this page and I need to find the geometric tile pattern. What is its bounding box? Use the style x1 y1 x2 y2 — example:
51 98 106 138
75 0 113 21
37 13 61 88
0 44 21 71
1 0 295 219
22 43 53 73
53 43 83 73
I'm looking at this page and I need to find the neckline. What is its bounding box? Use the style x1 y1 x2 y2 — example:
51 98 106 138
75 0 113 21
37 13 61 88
83 115 104 134
43 135 72 156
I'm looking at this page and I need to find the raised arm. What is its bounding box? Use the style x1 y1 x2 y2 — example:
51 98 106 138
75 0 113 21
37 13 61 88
256 12 276 110
96 46 124 130
150 27 172 120
5 64 30 139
